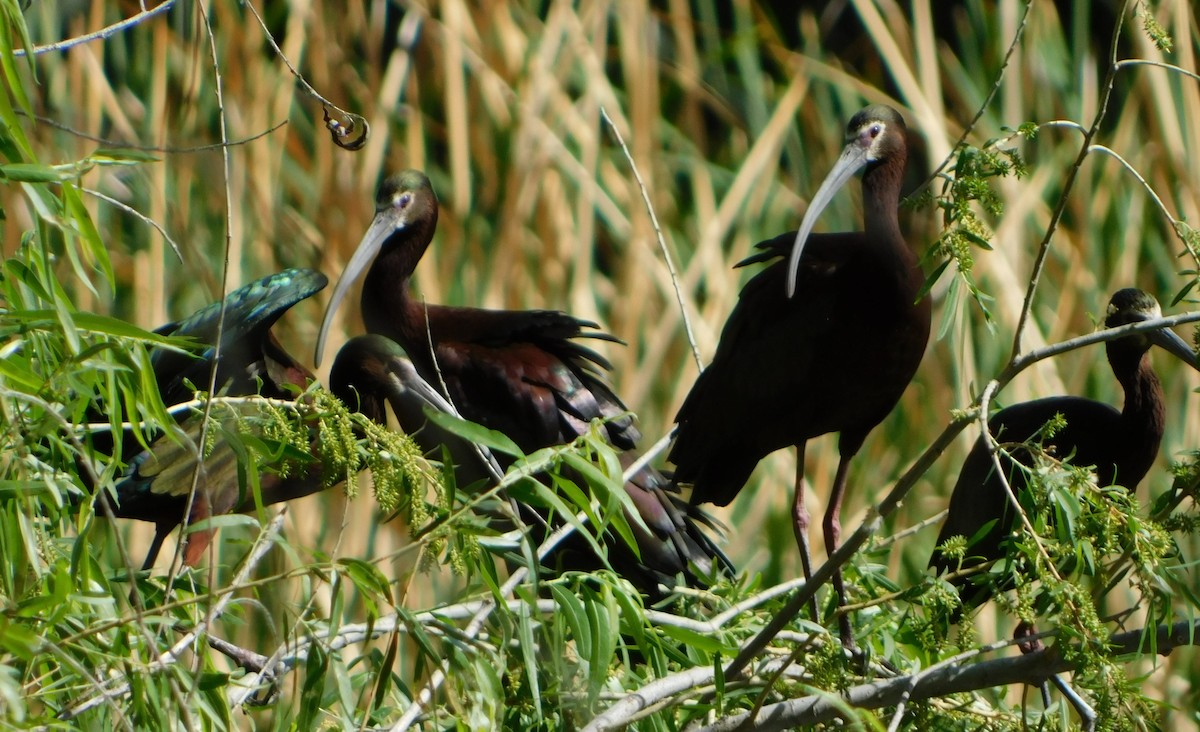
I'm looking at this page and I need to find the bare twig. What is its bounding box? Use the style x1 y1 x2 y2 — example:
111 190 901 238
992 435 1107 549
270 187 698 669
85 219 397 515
600 106 704 371
14 2 174 57
169 0 238 623
915 0 1032 194
81 187 184 263
32 115 288 154
242 0 371 150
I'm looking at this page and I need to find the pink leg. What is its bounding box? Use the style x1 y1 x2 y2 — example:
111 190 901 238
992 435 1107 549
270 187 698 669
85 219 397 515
823 454 855 649
790 443 818 619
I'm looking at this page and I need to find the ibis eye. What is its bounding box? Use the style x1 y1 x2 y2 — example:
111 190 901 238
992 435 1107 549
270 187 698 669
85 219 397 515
869 124 883 138
396 193 412 209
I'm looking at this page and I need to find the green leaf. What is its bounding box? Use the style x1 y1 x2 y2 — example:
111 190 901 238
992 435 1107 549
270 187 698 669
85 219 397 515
90 147 162 164
197 672 231 692
423 407 523 457
527 477 607 562
297 642 328 730
62 181 115 285
0 163 73 183
0 619 42 661
658 624 734 654
372 630 401 712
584 587 615 700
549 583 591 659
4 309 180 346
516 587 543 718
337 556 394 612
0 356 42 392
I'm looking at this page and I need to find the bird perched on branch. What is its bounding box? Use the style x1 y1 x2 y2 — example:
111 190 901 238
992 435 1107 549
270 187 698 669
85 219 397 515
93 269 328 570
930 288 1199 613
315 171 729 593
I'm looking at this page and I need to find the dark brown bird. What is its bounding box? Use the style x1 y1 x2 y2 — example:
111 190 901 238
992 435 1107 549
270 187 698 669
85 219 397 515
669 105 929 643
930 288 1199 611
95 269 328 569
314 175 728 592
329 334 725 590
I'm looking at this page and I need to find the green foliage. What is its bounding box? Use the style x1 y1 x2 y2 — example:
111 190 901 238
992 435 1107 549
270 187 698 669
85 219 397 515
1 0 1200 730
914 136 1029 330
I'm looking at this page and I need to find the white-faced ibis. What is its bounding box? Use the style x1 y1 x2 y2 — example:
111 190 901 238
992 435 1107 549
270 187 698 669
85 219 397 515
930 288 1199 611
330 334 726 589
95 268 327 569
329 334 494 487
669 105 929 643
314 173 728 592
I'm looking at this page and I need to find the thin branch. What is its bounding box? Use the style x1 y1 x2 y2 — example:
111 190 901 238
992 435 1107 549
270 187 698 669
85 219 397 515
688 620 1200 732
14 2 174 57
710 577 809 628
600 106 704 371
62 509 289 719
165 10 240 722
30 114 288 154
1115 58 1200 84
74 394 309 433
976 378 1063 596
1003 309 1200 380
81 187 184 263
241 0 370 150
873 509 947 551
212 594 741 680
915 0 1032 194
1087 144 1200 261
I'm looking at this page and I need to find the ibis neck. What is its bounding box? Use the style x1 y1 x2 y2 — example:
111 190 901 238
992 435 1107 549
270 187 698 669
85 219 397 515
862 158 904 249
360 218 438 353
861 157 920 302
1111 345 1166 483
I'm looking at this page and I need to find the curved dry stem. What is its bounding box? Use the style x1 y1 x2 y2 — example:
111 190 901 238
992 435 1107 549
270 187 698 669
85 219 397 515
31 114 287 153
242 0 371 150
1087 143 1200 262
600 106 704 372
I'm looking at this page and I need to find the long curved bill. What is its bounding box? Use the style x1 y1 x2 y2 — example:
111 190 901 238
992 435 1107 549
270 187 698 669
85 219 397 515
314 213 398 367
386 348 458 416
786 142 872 298
1149 326 1200 372
373 337 505 486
